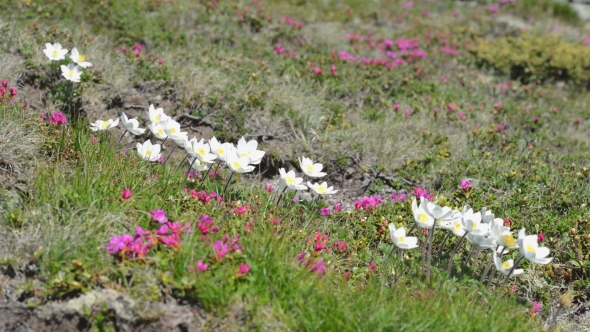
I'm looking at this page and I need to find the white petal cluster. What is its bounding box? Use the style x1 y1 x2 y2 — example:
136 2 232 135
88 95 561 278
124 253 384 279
90 118 119 131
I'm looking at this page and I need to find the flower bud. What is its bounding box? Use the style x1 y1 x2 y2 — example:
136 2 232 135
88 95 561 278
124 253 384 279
1 80 8 88
10 88 17 97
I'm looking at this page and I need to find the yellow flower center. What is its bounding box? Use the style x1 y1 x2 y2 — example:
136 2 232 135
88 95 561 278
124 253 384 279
198 149 206 157
219 149 225 156
69 70 74 77
307 165 315 172
317 186 327 194
526 245 536 253
101 121 109 129
454 223 462 232
79 54 86 62
155 115 161 122
398 236 405 243
232 161 241 169
52 50 58 57
158 129 165 136
472 223 479 229
501 261 511 270
170 128 176 135
419 214 429 223
286 178 296 185
146 150 152 157
502 235 517 248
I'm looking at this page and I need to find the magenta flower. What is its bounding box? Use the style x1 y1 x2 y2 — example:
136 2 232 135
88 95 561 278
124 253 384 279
214 241 230 261
335 240 348 252
370 262 377 273
237 264 251 277
235 206 251 216
121 188 133 201
1 80 7 88
265 183 275 193
448 104 457 113
311 260 327 275
413 188 434 201
196 260 209 273
531 301 542 314
538 233 546 243
391 193 407 202
150 209 168 224
393 104 401 112
497 124 506 132
320 208 331 218
107 234 133 255
461 180 471 191
331 66 337 75
49 112 68 125
334 204 342 212
10 88 17 97
458 112 467 120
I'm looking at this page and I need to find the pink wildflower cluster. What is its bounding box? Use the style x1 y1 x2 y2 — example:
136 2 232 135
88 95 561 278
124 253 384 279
297 252 327 276
0 80 19 105
308 232 329 253
235 205 251 215
195 215 220 241
214 234 242 262
354 196 383 212
49 112 68 125
122 44 165 66
191 190 222 204
391 192 407 202
273 44 297 58
339 36 427 70
282 16 304 29
413 188 435 201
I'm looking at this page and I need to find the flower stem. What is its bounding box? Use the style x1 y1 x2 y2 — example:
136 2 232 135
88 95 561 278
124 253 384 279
406 224 417 237
426 222 436 278
163 144 178 165
117 130 128 145
479 253 494 283
199 163 213 186
447 231 468 277
185 157 198 180
222 171 235 198
436 231 453 261
276 186 288 205
486 270 497 289
175 154 189 172
500 256 525 288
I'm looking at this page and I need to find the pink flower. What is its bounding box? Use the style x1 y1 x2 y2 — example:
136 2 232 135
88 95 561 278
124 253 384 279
448 104 457 113
335 240 348 252
150 209 168 224
237 264 251 277
405 109 412 117
214 241 229 261
107 234 133 255
461 180 471 191
1 80 7 88
403 2 414 9
265 183 275 193
334 204 342 212
534 115 540 123
504 219 511 227
531 301 542 314
511 285 517 292
413 188 434 201
370 262 376 273
344 271 351 280
315 243 326 252
9 88 17 97
458 112 467 120
538 233 546 243
121 188 133 201
441 48 458 56
497 124 506 132
320 208 331 217
391 193 407 202
49 112 68 125
331 66 337 75
313 67 323 76
311 260 327 275
235 205 251 215
487 4 499 13
393 104 401 112
196 260 209 273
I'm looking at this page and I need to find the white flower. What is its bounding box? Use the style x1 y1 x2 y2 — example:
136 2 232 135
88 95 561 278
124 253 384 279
188 157 209 172
466 233 495 249
306 181 338 195
148 104 169 124
451 218 466 237
120 113 146 135
209 137 235 163
236 137 265 165
462 209 489 236
226 153 255 173
60 64 82 83
148 122 168 140
493 253 524 276
491 224 518 250
43 42 68 61
185 138 216 163
69 47 92 68
411 198 434 229
299 156 327 177
518 228 553 265
136 139 161 162
279 168 307 191
90 118 119 131
389 223 419 250
162 119 186 140
422 199 454 221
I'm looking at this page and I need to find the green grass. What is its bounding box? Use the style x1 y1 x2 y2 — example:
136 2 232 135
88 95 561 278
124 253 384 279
1 0 590 330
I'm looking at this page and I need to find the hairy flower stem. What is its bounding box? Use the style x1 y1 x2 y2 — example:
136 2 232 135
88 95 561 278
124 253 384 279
117 130 128 145
222 171 236 198
425 222 437 278
160 137 168 148
486 270 497 289
276 186 288 205
472 247 482 270
163 145 178 165
447 232 469 277
479 254 494 283
199 164 213 185
185 157 198 180
500 256 525 288
406 224 417 237
436 231 453 262
175 154 189 172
